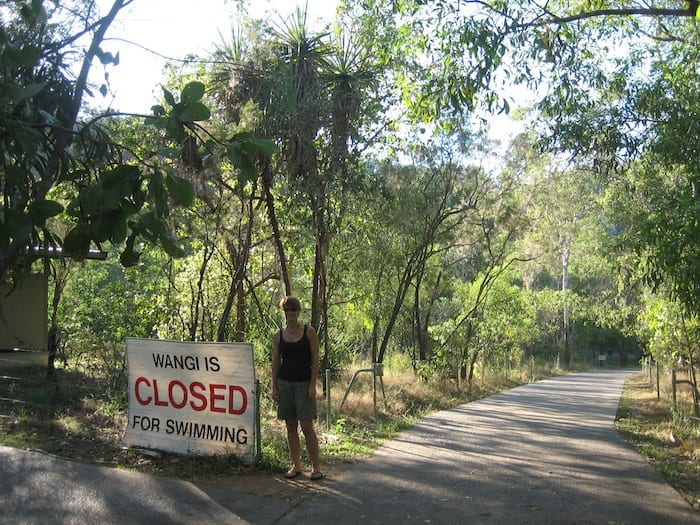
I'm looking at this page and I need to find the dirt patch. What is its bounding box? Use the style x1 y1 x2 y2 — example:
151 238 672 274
199 460 355 499
190 460 358 521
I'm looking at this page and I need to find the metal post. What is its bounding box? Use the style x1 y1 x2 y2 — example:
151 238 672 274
656 362 660 400
374 362 386 409
339 365 387 413
373 367 377 417
255 379 261 462
325 368 331 431
672 368 677 411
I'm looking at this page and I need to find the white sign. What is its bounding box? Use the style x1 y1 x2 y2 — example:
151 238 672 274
123 338 256 461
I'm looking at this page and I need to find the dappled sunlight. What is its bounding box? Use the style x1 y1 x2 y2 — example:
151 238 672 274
282 370 699 524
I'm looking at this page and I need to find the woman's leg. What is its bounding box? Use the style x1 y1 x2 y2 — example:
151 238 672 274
285 419 303 474
300 418 320 474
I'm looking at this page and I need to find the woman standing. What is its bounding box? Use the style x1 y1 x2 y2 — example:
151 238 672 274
271 296 323 480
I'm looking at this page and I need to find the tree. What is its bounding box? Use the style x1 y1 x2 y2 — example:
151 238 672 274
349 3 700 322
209 8 382 368
360 147 498 366
355 0 698 121
644 295 700 415
528 164 601 366
0 0 270 284
511 3 700 317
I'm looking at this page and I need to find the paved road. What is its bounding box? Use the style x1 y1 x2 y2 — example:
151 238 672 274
2 369 698 524
277 369 700 524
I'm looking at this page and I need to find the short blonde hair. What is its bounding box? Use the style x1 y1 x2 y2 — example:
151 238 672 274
279 296 301 311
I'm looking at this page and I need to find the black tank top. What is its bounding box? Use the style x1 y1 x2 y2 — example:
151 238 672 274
278 325 312 381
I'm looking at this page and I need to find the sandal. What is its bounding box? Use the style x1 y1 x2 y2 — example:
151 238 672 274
284 469 302 479
310 471 324 481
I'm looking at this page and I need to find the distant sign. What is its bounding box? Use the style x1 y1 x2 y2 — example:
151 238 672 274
123 338 256 461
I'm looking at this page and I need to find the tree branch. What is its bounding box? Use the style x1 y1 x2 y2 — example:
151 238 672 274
526 7 697 28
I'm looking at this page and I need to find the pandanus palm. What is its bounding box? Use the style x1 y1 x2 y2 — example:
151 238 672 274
210 9 379 354
211 23 295 296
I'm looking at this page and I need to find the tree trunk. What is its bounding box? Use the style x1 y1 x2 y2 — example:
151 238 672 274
260 160 292 296
234 280 246 342
561 243 571 368
46 260 68 378
377 263 415 363
216 195 255 342
189 242 214 341
415 271 440 362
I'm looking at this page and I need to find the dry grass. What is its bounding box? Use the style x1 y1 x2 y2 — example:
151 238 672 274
615 370 700 509
0 362 528 480
12 360 694 500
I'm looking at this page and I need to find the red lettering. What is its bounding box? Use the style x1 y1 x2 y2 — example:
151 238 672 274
169 380 187 409
228 385 247 415
153 379 168 407
210 384 226 413
133 378 248 414
189 381 207 411
135 376 152 405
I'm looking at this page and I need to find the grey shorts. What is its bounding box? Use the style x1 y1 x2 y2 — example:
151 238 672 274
276 379 317 421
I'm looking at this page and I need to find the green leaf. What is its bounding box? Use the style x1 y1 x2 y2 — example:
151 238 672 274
6 211 33 243
237 164 257 186
28 200 63 225
109 213 128 244
4 165 28 190
225 133 276 184
18 45 41 69
7 82 46 103
160 233 185 258
236 134 277 157
148 173 168 216
133 187 147 209
165 117 186 142
100 165 142 208
149 105 166 117
120 235 141 266
79 185 104 215
182 101 211 122
166 173 194 207
181 81 205 102
120 249 140 266
145 115 168 129
63 226 90 260
162 87 176 107
90 209 127 243
139 211 168 237
89 216 112 243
